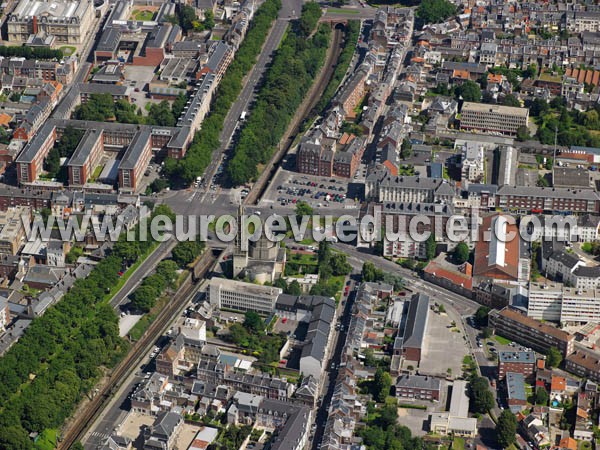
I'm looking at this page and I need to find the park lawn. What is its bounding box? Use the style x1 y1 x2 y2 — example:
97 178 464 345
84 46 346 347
59 46 76 56
452 437 465 450
495 335 512 345
90 164 103 182
327 7 360 14
132 9 154 21
34 428 60 450
288 252 318 265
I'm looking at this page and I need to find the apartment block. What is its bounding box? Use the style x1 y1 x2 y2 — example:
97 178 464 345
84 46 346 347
209 278 282 315
67 129 104 186
460 102 529 136
565 348 600 383
118 129 153 192
489 307 574 357
15 123 57 184
0 206 31 255
498 351 536 380
495 185 600 214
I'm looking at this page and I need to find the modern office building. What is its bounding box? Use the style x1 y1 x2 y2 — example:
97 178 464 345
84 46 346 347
209 278 282 315
460 102 529 136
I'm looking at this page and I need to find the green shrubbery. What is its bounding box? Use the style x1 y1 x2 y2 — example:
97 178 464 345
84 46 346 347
227 2 329 185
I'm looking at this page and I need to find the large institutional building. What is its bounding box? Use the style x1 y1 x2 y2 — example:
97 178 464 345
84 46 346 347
459 102 529 136
7 0 95 44
208 278 282 315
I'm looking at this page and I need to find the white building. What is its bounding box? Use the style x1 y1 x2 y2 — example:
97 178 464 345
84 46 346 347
527 282 563 322
460 141 485 182
528 282 600 324
209 278 282 315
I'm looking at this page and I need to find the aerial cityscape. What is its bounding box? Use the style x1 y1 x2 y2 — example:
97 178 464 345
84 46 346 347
1 0 600 449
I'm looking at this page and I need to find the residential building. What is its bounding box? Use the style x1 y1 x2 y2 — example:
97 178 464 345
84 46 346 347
565 348 600 383
396 375 441 401
209 278 282 315
506 372 527 413
460 141 485 182
0 206 31 255
489 307 575 357
495 185 600 214
498 351 536 380
67 129 104 186
118 128 153 192
459 102 529 136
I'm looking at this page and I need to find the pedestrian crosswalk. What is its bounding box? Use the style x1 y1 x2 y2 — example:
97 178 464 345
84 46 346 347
90 431 110 441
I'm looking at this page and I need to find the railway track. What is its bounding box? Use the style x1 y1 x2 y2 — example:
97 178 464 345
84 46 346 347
59 251 217 449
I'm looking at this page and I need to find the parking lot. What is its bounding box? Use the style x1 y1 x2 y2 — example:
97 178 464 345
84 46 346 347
420 309 470 379
122 65 164 114
260 168 359 210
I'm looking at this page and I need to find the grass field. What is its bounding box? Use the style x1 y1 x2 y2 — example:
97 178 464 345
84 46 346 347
495 335 512 345
131 9 154 21
327 7 360 14
59 46 76 56
452 437 465 450
34 429 59 450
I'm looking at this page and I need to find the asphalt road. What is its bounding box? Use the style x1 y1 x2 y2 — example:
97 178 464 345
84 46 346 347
109 238 177 309
198 0 303 202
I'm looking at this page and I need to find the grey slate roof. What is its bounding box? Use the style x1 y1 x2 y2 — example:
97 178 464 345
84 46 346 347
396 374 441 391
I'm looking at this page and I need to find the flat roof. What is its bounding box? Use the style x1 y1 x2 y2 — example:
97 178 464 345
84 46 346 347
499 351 535 364
461 102 529 117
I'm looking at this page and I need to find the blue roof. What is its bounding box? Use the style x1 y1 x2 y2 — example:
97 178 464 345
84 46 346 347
429 162 443 179
506 372 527 401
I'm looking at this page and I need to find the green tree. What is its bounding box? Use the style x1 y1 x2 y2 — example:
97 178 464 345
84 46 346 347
529 98 549 117
417 0 457 24
178 4 198 32
287 280 302 295
295 201 313 220
243 311 264 333
535 387 549 405
172 241 204 267
474 306 490 327
130 284 159 312
481 327 492 339
374 368 392 402
516 125 530 142
502 94 521 107
468 376 494 413
400 138 412 159
546 346 563 368
496 410 517 448
456 80 482 102
425 233 436 260
330 253 352 276
453 242 469 264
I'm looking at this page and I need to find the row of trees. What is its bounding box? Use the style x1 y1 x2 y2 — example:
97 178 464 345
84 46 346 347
361 261 404 291
0 46 64 60
309 241 352 297
163 0 282 185
130 260 179 312
227 2 330 186
0 205 177 449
